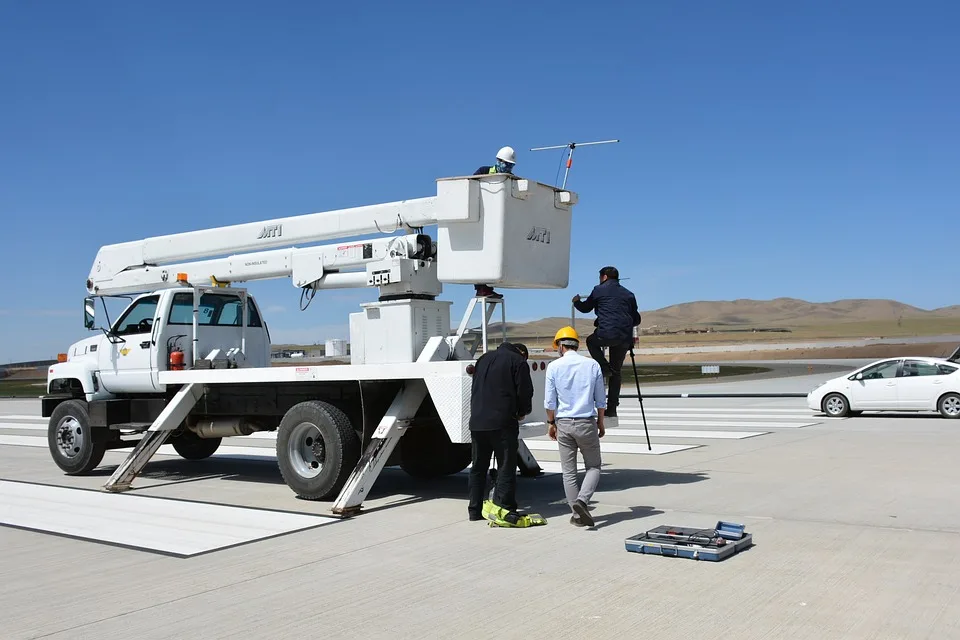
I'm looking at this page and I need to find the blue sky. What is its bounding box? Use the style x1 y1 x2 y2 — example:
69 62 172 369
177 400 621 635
1 1 958 361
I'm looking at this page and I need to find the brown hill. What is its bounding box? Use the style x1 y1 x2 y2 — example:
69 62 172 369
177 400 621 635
490 298 960 337
643 298 958 328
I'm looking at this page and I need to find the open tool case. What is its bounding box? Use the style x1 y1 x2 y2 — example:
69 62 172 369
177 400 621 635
624 521 753 561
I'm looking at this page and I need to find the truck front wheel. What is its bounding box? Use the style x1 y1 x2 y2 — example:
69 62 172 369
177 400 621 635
48 400 107 475
276 401 360 500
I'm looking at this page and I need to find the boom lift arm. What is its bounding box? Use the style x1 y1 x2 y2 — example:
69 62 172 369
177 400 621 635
87 232 439 299
85 176 578 300
86 192 447 297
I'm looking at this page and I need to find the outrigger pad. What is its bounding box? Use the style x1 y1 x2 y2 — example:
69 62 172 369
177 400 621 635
481 500 547 528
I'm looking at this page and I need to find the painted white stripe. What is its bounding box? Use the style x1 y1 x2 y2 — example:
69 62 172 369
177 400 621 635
534 460 564 474
0 435 278 460
0 480 327 556
618 407 810 414
0 415 45 422
0 424 47 432
521 439 697 456
605 428 767 440
182 445 276 459
614 419 816 429
615 411 825 420
0 435 47 448
463 460 564 475
0 425 281 442
0 434 696 458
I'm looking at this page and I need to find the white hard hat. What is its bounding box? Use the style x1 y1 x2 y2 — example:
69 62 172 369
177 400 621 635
496 146 516 164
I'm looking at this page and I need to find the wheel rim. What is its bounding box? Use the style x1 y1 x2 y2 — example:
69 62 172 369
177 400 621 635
943 396 960 417
287 421 326 479
825 396 845 416
56 416 85 459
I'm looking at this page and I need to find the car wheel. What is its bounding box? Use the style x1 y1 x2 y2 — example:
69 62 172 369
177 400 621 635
938 393 960 419
822 393 850 417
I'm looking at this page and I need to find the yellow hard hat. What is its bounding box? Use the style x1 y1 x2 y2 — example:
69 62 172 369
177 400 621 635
553 326 579 348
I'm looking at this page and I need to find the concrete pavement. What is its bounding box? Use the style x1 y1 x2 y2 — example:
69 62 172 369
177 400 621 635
3 385 960 639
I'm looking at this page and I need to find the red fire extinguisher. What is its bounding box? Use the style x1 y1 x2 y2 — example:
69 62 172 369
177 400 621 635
167 335 186 371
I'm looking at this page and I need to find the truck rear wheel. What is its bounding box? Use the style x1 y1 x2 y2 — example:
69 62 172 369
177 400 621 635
399 420 472 478
171 430 222 460
276 400 360 500
48 400 107 475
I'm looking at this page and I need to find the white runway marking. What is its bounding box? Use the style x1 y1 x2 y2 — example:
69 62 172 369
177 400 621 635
0 435 48 447
614 418 817 429
0 400 825 465
615 411 830 420
0 434 278 461
618 407 811 414
521 439 698 455
0 480 328 557
0 424 48 431
605 428 767 440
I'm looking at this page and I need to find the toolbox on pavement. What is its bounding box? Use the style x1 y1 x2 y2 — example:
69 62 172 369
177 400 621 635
625 521 753 561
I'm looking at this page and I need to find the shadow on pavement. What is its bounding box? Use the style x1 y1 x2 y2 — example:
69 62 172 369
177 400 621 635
590 505 664 529
86 458 707 525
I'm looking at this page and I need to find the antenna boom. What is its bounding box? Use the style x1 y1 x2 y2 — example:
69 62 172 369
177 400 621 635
529 138 619 188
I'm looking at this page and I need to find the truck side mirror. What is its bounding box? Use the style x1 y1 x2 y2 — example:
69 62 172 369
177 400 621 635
84 297 96 330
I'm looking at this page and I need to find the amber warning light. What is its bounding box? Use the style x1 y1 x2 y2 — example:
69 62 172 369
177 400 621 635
57 353 68 362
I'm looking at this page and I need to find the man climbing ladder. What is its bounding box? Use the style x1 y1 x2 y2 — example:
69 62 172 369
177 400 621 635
572 266 642 418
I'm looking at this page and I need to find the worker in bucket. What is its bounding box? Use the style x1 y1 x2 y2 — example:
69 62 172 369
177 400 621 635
470 145 517 300
572 266 642 418
467 341 532 523
545 326 606 527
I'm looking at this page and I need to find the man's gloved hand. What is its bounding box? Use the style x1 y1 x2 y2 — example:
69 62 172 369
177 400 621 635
572 294 581 303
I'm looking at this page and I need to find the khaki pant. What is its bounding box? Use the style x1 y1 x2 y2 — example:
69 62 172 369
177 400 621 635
556 417 602 507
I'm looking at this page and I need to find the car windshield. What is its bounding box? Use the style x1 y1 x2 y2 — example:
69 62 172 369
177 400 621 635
949 345 960 363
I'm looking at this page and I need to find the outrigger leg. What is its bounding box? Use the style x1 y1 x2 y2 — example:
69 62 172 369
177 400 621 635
103 383 205 492
331 380 428 517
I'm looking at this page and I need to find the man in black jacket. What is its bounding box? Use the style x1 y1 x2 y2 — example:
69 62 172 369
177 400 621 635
573 266 642 418
467 342 533 521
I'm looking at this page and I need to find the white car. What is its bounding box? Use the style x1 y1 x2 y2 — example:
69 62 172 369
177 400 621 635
807 350 960 419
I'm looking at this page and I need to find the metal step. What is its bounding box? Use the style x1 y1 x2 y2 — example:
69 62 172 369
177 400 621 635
109 422 153 431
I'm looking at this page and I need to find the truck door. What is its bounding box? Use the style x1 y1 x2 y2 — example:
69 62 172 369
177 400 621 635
97 294 160 393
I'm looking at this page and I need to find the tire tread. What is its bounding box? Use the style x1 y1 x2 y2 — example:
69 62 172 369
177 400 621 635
276 400 360 500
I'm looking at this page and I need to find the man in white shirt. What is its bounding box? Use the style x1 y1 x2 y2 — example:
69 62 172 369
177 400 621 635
544 326 606 527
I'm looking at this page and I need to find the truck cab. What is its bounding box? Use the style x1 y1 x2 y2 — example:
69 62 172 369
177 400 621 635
47 287 271 403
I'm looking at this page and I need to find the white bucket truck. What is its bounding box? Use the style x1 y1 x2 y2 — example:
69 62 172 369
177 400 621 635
43 173 578 514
